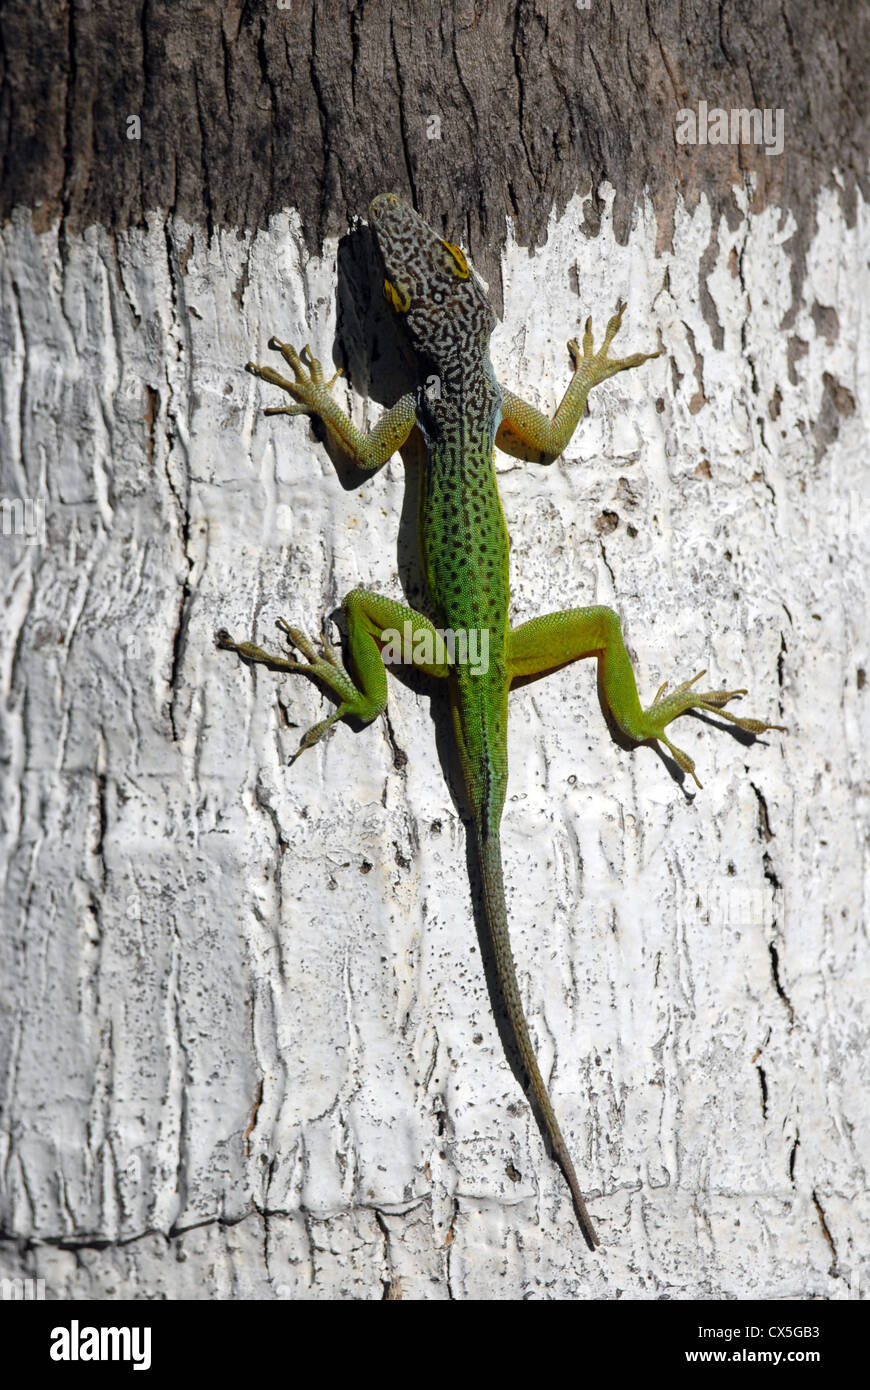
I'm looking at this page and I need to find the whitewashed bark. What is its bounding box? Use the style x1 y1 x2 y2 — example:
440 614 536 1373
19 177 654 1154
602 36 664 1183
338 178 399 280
0 182 867 1300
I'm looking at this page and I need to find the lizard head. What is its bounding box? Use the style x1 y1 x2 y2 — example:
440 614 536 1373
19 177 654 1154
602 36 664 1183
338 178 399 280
369 194 497 369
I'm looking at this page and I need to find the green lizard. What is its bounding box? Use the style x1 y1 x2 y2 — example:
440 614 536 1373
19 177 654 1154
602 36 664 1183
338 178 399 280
218 193 784 1250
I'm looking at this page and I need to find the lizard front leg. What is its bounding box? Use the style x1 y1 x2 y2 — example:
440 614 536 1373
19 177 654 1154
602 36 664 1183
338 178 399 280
507 606 785 787
248 339 417 471
218 591 450 754
496 301 661 463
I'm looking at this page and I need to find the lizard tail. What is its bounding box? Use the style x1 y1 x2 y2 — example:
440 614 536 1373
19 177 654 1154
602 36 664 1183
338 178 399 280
477 829 600 1250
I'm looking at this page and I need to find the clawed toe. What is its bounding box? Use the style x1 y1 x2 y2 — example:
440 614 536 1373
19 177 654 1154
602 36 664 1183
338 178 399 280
218 615 365 756
643 668 786 788
246 339 344 421
276 617 319 663
571 300 662 382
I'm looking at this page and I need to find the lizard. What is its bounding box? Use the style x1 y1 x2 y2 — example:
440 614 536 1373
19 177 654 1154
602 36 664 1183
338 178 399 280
217 192 785 1250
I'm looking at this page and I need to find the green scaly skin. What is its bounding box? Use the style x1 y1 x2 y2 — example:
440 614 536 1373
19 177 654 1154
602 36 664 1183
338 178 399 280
218 194 785 1250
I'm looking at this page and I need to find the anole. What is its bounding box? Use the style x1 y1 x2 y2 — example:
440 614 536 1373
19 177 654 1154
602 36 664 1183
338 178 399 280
218 193 784 1249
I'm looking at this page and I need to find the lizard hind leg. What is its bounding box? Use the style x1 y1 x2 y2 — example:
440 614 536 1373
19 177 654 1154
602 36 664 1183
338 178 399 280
216 618 375 754
217 589 451 755
506 606 785 788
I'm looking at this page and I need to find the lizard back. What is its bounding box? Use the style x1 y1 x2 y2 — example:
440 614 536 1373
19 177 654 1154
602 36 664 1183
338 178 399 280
369 194 511 829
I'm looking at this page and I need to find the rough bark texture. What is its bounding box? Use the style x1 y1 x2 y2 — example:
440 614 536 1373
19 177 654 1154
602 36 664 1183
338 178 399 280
2 0 867 309
0 1 867 1300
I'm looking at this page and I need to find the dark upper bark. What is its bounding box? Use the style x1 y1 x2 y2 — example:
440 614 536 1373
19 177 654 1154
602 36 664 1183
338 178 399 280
1 0 867 314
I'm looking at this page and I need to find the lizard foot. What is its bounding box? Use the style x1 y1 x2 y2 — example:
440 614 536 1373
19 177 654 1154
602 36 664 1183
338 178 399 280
246 340 344 417
568 299 662 387
640 669 786 788
217 619 376 755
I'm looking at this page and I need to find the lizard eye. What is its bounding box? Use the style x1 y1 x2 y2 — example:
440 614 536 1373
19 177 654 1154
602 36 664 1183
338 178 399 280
442 241 470 279
431 289 446 305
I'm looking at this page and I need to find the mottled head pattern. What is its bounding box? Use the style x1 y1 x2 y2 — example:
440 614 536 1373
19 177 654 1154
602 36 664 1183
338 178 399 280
369 194 497 378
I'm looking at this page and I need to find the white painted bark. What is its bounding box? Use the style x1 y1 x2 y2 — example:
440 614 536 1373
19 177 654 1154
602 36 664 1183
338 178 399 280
0 183 867 1299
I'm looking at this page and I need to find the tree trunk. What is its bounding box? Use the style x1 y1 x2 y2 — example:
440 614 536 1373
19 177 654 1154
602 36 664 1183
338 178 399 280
0 0 867 1300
